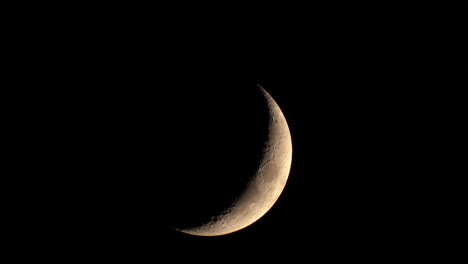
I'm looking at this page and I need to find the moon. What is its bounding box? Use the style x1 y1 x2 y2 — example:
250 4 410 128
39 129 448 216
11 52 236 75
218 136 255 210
173 85 293 236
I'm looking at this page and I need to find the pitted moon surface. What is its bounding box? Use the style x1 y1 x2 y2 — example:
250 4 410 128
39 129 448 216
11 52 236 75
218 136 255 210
176 86 292 236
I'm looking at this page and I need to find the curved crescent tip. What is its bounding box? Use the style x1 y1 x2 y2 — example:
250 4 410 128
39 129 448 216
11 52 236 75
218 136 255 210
257 84 270 97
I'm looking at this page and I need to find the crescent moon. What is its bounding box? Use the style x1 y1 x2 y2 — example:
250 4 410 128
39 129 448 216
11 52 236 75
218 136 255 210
175 85 293 236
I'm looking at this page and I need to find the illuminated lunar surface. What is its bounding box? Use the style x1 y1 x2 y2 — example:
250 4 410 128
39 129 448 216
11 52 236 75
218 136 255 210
175 85 293 236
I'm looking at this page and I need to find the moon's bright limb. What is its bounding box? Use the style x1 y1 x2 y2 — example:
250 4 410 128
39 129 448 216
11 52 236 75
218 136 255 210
176 85 293 236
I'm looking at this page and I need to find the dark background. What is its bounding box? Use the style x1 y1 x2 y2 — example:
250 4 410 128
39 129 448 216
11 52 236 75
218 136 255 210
9 2 460 261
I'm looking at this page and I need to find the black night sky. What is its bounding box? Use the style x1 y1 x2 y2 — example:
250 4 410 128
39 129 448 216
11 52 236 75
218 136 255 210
16 2 452 261
73 44 413 258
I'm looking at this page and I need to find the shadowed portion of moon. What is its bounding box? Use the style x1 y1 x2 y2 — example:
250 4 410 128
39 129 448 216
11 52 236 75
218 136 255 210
164 84 292 236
